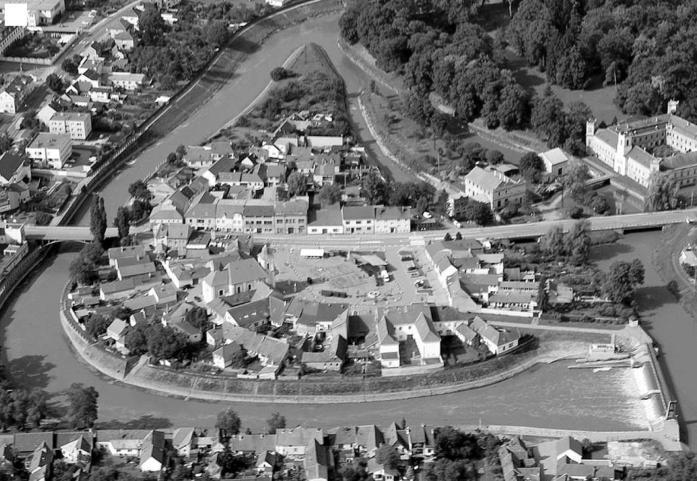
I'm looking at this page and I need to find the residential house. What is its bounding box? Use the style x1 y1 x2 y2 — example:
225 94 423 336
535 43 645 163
312 159 337 186
367 458 399 481
109 72 145 90
374 206 411 234
462 166 527 210
201 258 268 303
171 428 196 459
59 434 92 465
0 75 32 114
114 257 156 280
153 223 191 254
36 104 56 126
89 86 113 103
470 316 520 355
274 198 308 234
112 30 135 50
48 112 92 140
76 69 101 89
27 441 52 481
308 205 344 234
222 325 289 374
26 133 72 170
212 342 244 370
377 304 442 368
243 203 275 234
342 206 375 234
185 192 219 230
106 318 129 350
162 258 210 289
149 283 178 305
215 200 245 232
107 245 147 267
139 431 166 472
0 182 30 213
0 152 30 185
304 439 332 481
301 335 348 372
540 147 570 177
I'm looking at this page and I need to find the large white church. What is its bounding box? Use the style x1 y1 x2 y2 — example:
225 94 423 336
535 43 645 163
586 100 697 189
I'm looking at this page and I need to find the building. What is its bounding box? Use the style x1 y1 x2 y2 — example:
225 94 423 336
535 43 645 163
109 72 145 90
0 152 30 185
3 0 65 27
201 258 268 303
25 133 72 169
377 304 442 368
139 431 165 472
462 166 527 210
585 102 697 189
308 205 343 234
274 199 308 234
342 206 374 234
48 112 92 140
470 316 520 355
374 206 411 234
540 147 570 177
0 75 32 114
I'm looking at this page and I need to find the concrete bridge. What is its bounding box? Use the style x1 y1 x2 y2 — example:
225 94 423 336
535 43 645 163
24 225 119 242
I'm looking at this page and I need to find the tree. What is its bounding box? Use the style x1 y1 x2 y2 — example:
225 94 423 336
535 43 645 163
604 259 645 305
455 232 462 240
206 20 228 47
124 324 148 355
646 173 681 211
69 256 98 285
216 408 241 438
434 426 480 461
81 242 104 265
542 225 566 259
485 150 504 165
139 3 166 46
464 201 493 225
185 306 208 330
146 324 189 361
266 412 286 434
128 180 152 201
46 73 64 93
375 445 400 469
217 449 249 477
562 161 591 203
567 220 591 265
0 133 12 155
361 171 388 205
531 87 567 147
287 171 307 197
66 384 99 429
113 206 130 241
61 55 80 75
519 152 544 183
89 195 107 245
270 67 290 81
85 314 111 338
318 183 341 206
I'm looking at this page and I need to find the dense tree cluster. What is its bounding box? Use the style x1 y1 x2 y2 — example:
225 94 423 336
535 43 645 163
603 259 645 306
66 383 99 429
69 242 105 285
531 89 591 154
645 173 683 212
341 0 529 130
359 172 449 216
422 427 501 481
128 0 271 86
508 0 697 122
541 220 592 265
125 323 193 361
0 386 48 430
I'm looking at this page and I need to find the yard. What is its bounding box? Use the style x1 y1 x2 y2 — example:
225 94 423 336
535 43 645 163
5 33 61 58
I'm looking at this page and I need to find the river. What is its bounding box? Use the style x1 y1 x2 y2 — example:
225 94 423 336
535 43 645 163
4 9 694 443
77 12 522 224
0 248 644 433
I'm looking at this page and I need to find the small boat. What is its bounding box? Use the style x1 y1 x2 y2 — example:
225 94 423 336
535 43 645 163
126 159 137 166
593 367 612 373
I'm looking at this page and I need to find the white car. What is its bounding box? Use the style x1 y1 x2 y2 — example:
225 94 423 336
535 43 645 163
422 211 433 219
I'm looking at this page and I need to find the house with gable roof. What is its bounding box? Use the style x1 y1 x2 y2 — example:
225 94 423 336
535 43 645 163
377 304 442 368
470 316 520 355
201 257 269 303
462 166 526 210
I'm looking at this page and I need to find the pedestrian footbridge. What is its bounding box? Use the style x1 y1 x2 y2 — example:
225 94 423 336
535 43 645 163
23 225 119 242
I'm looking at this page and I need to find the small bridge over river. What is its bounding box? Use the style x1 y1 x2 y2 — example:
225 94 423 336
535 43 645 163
24 226 119 242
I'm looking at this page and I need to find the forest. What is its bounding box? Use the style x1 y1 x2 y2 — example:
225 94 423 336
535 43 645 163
340 0 697 137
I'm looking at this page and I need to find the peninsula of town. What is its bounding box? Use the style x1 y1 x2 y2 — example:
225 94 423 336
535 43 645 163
0 0 696 480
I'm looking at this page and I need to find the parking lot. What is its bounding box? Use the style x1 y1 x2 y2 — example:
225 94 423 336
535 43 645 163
272 245 452 307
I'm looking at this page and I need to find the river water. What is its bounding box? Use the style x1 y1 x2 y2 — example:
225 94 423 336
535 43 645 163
5 11 695 444
1 249 644 433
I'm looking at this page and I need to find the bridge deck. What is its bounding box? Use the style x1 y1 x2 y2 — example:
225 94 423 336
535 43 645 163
24 226 119 241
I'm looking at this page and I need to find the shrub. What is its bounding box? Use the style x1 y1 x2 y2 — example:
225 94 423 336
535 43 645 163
270 67 290 81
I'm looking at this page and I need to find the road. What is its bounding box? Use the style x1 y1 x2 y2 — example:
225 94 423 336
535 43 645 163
254 208 697 248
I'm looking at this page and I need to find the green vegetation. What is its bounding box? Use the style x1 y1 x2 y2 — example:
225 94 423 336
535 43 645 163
508 0 697 122
244 43 350 136
216 408 242 437
0 385 48 430
266 411 286 434
6 33 60 58
90 195 107 245
66 383 99 429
